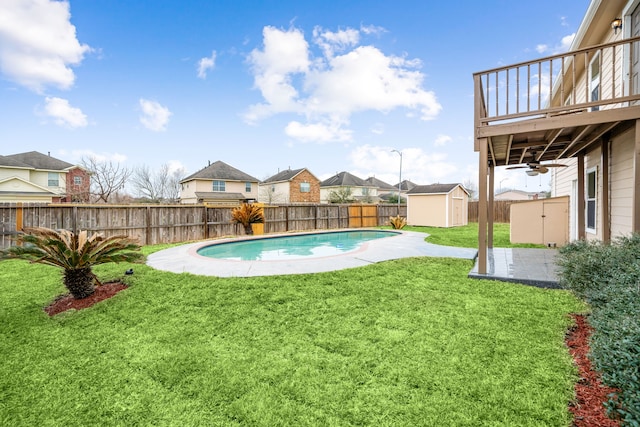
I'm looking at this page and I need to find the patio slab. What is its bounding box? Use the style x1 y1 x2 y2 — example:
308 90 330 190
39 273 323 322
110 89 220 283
468 247 561 288
147 230 478 278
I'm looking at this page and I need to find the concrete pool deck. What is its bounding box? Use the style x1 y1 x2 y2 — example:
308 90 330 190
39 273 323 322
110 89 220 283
146 230 479 277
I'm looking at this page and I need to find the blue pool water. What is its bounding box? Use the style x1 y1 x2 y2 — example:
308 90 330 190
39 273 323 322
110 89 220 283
197 230 400 261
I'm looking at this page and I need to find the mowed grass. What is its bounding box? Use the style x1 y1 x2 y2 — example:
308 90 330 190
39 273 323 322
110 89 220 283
402 222 546 249
0 243 584 426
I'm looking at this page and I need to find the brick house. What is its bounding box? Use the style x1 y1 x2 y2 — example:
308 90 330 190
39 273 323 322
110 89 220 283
260 168 321 204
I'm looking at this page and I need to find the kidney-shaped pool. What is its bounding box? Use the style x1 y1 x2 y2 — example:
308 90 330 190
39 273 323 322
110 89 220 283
196 230 400 261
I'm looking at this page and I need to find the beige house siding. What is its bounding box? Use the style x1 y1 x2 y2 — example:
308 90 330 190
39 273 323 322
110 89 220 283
0 168 30 181
260 181 290 204
180 179 259 204
510 197 569 246
610 128 634 238
0 178 56 202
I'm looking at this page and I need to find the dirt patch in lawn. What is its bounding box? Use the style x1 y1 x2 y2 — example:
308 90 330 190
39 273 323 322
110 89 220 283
44 282 128 316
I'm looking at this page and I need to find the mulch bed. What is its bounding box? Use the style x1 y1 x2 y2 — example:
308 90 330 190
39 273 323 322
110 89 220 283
44 282 128 316
43 290 620 426
567 314 621 427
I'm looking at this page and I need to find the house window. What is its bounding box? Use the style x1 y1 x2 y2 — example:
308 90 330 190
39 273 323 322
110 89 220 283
212 180 225 192
586 168 597 232
589 53 600 111
245 182 252 192
74 176 82 186
300 182 310 193
48 172 59 187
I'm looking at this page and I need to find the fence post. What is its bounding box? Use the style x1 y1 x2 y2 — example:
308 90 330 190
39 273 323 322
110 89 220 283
145 206 152 245
16 202 23 231
72 205 78 234
203 205 209 239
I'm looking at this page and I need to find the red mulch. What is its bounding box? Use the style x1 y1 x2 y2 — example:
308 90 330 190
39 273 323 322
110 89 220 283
567 314 621 427
42 289 620 426
44 282 128 316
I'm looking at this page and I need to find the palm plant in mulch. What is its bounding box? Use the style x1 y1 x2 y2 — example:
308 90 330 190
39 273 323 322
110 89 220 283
0 227 143 299
231 203 264 235
389 215 407 229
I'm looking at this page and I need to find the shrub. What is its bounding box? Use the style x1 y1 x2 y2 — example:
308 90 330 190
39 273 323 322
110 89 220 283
231 203 264 235
0 227 143 299
389 215 407 229
557 235 640 425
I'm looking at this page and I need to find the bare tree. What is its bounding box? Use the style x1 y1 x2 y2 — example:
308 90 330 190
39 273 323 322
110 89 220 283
463 179 478 200
81 157 132 203
131 163 185 203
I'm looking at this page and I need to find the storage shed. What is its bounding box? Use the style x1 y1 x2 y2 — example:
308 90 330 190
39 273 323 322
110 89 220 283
406 183 469 227
510 196 569 246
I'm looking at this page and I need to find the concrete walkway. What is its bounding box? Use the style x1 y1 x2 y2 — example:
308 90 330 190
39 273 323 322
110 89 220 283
468 247 561 288
147 230 478 278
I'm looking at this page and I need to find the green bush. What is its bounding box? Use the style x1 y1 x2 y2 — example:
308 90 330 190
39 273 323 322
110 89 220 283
557 235 640 425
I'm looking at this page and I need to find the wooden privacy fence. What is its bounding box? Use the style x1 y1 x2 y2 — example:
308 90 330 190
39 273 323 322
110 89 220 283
0 203 406 248
468 200 526 223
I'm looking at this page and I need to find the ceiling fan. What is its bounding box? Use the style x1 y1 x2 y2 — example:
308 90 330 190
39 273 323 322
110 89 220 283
505 159 567 176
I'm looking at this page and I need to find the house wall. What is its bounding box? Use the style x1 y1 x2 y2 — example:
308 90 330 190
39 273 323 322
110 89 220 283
0 178 54 202
610 127 634 238
259 181 290 204
181 179 260 204
290 170 320 203
64 168 90 202
0 168 30 181
407 194 446 227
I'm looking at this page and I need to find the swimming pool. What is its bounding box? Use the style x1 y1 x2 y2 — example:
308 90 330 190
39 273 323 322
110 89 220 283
197 230 400 261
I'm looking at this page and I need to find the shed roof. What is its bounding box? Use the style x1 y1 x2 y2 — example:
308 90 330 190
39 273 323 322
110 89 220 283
407 183 469 195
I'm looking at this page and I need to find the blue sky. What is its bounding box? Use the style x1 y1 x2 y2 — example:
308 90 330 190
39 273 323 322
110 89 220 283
0 0 589 193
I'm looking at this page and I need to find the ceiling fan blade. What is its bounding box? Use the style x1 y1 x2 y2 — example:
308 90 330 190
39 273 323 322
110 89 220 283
506 165 527 170
538 166 549 174
542 163 568 168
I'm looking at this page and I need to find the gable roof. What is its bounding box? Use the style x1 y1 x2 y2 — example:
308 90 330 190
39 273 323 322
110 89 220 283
181 160 260 183
4 151 74 171
320 171 370 187
407 183 469 196
365 176 396 190
262 167 319 183
395 180 418 191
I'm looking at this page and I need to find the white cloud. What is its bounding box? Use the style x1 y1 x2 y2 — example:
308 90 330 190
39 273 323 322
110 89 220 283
245 25 441 143
313 26 360 58
285 120 352 143
43 96 87 128
197 51 216 79
536 44 548 54
139 99 172 132
349 144 458 185
0 0 91 92
70 149 127 163
434 134 452 147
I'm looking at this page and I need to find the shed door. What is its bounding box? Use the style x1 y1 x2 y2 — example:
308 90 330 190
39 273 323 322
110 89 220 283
542 201 568 246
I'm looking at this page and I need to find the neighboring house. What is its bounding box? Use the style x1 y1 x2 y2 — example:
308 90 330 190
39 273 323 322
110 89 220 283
494 189 547 201
406 183 469 227
365 176 397 202
0 151 89 203
320 171 377 203
473 0 640 274
260 168 321 204
180 160 260 205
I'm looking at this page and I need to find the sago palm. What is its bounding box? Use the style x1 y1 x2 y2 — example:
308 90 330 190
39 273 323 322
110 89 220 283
0 227 143 299
231 203 264 235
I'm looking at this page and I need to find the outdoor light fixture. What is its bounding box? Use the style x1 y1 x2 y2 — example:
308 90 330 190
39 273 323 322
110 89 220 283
526 169 539 177
612 17 623 34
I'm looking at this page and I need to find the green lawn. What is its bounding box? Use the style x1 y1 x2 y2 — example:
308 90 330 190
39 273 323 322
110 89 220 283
0 228 583 426
402 222 546 249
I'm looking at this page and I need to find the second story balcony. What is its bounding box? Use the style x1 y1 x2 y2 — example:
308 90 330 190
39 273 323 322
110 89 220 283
473 36 640 167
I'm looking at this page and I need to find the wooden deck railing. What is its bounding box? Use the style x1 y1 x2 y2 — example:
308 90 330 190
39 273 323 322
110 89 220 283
474 36 640 126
